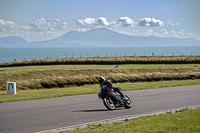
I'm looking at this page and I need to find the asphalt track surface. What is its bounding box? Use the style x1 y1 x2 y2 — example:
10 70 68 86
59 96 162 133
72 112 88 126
0 85 200 133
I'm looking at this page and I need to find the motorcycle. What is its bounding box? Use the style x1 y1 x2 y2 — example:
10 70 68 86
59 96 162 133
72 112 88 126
98 86 132 110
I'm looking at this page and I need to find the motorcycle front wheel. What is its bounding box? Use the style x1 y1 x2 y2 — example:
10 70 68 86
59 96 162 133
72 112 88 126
124 95 132 109
103 97 115 110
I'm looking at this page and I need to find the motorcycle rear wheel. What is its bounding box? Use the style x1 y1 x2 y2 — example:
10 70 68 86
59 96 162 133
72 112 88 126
103 97 115 110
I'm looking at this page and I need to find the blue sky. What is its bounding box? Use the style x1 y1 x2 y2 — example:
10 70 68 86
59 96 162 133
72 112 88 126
0 0 199 42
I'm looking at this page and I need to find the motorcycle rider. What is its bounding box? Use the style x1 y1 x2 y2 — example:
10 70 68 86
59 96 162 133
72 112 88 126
98 76 125 99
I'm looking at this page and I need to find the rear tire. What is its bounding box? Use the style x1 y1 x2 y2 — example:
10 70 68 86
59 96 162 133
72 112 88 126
124 95 132 109
103 97 115 110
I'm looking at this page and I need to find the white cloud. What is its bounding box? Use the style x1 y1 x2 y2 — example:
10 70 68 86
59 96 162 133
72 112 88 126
118 17 135 27
76 17 96 27
170 30 176 35
166 20 180 26
139 18 164 27
97 17 109 26
118 30 132 36
0 18 68 42
177 29 186 35
139 28 196 39
54 19 60 23
132 30 139 35
30 17 68 31
76 17 115 28
175 29 195 39
76 16 137 28
188 32 193 36
0 19 30 31
0 19 16 31
161 29 168 35
76 28 86 32
145 29 154 35
157 29 196 39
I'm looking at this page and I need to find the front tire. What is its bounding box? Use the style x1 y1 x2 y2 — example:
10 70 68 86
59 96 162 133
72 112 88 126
103 97 115 110
124 95 132 109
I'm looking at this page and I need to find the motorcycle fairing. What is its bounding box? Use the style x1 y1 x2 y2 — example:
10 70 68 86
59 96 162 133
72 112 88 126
107 91 121 102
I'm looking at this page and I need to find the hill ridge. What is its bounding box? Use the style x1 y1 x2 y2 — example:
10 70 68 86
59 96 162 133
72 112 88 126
0 28 199 47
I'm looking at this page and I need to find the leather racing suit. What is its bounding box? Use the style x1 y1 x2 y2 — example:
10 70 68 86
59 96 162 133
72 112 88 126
98 79 125 98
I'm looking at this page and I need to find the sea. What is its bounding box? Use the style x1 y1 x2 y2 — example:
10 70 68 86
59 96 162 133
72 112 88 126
0 46 200 63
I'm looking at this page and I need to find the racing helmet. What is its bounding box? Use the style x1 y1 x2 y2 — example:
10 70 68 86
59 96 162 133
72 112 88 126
98 76 105 84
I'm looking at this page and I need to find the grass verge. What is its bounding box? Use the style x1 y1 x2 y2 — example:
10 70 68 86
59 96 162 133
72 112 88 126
0 79 200 103
63 107 200 133
0 64 200 90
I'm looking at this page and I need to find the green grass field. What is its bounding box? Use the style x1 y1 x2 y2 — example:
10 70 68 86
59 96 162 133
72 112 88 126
63 107 200 133
0 64 200 90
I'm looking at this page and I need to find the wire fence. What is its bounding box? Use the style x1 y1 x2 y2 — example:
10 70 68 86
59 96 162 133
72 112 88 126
1 52 200 63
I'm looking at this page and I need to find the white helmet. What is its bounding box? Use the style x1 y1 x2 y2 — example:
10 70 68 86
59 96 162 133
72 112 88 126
98 76 105 84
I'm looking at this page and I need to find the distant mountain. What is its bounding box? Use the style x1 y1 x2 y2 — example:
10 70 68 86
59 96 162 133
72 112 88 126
0 28 200 47
30 28 200 47
0 36 28 48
